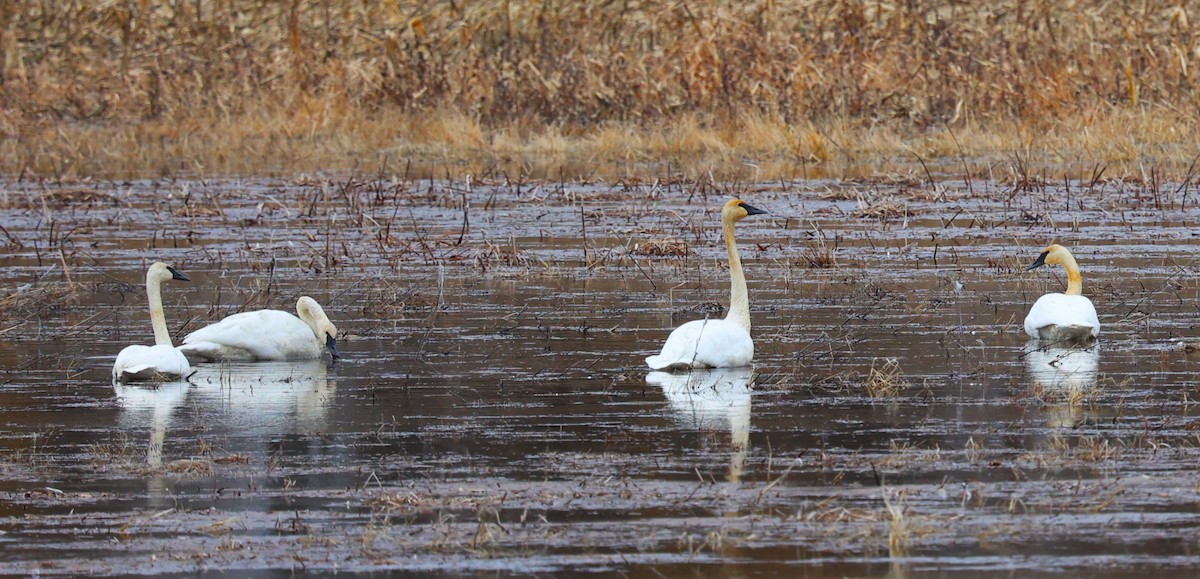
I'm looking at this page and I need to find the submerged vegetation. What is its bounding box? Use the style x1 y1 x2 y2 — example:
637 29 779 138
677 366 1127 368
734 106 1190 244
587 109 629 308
2 1 1199 178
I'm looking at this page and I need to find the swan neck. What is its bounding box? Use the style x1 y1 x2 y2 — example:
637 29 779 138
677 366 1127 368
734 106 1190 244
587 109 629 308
147 272 172 346
723 217 751 332
1062 253 1083 296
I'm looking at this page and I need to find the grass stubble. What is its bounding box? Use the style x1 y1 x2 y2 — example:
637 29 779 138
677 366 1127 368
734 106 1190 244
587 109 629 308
1 1 1199 180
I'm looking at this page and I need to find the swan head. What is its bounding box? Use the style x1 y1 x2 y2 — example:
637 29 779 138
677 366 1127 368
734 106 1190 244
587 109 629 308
297 296 339 360
148 262 190 284
722 199 768 223
1025 243 1071 271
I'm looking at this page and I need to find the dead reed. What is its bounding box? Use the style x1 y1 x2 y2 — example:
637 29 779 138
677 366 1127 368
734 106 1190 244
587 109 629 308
3 2 1200 179
864 358 909 399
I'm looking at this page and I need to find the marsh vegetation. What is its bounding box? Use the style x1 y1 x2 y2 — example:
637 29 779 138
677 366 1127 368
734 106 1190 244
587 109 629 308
0 172 1198 574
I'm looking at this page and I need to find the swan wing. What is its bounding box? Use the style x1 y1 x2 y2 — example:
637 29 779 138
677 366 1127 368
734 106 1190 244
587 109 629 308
646 319 753 370
113 344 191 382
181 309 321 361
1024 293 1100 340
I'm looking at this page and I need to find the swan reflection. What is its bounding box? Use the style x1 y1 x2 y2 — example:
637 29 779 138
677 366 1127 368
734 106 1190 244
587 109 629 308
114 381 190 468
114 360 335 468
187 360 336 435
1024 341 1101 428
1024 342 1098 390
647 367 752 482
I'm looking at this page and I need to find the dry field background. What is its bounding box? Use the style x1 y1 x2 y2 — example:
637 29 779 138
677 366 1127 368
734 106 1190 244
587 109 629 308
1 1 1198 179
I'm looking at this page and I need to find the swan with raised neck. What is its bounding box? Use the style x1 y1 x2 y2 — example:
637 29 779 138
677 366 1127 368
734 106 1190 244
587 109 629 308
645 199 767 370
1023 244 1100 343
112 262 191 383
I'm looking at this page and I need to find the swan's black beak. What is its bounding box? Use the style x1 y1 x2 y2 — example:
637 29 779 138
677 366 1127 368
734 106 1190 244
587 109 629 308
1025 251 1049 271
741 203 768 216
326 333 340 361
167 266 190 282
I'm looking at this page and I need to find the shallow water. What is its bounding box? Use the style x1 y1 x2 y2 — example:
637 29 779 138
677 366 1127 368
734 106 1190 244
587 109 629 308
1 175 1199 575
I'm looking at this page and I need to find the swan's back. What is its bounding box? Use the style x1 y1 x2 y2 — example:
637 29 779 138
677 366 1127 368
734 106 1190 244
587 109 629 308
181 309 321 361
645 319 753 371
1024 293 1100 341
113 344 191 382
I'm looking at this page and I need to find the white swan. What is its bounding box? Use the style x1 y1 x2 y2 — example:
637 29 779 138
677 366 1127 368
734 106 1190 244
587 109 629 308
1023 244 1100 344
178 296 339 363
646 199 767 370
112 262 192 383
648 368 753 482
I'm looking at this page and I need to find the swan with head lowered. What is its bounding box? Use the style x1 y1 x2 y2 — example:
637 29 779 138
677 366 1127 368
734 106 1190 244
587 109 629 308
177 296 339 363
1023 244 1100 344
112 262 192 383
646 199 767 370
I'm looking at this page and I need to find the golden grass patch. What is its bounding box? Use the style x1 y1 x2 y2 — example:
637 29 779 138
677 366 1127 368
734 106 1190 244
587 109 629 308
3 1 1199 179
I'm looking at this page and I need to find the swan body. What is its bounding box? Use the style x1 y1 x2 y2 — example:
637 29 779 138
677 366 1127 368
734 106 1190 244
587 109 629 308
179 296 339 362
645 319 753 370
646 199 766 371
112 262 191 383
1023 244 1099 344
1024 293 1100 342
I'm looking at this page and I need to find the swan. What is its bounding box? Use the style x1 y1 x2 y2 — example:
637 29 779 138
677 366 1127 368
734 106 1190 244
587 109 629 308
646 199 767 370
112 262 192 383
1023 244 1100 344
178 296 339 362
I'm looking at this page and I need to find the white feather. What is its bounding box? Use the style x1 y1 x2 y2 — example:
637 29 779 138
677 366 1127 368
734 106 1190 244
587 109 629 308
645 319 753 370
1024 293 1100 342
179 297 337 362
113 344 191 383
112 262 190 383
646 199 765 371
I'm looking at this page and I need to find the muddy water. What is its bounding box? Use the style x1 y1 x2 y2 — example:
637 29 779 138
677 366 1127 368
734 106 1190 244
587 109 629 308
1 176 1199 575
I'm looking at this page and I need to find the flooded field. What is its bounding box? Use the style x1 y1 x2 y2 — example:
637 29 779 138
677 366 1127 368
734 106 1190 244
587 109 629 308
1 172 1199 576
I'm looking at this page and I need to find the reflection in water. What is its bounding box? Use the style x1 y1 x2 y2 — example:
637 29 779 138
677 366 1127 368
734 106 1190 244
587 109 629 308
114 361 335 468
187 360 336 436
648 368 752 482
114 381 190 468
1023 342 1100 428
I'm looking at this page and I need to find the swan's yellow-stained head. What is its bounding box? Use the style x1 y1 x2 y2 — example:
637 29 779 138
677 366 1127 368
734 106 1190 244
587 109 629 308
1025 243 1071 271
297 296 340 360
721 199 768 222
147 262 190 284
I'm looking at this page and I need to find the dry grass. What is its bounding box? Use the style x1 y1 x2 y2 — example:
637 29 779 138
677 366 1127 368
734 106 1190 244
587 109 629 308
0 282 79 327
632 238 690 257
864 358 909 399
2 1 1200 179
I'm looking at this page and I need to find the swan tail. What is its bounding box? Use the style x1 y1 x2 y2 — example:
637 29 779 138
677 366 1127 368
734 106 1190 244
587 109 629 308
646 354 710 372
1037 324 1098 344
177 342 254 363
177 342 221 363
115 364 175 383
646 354 684 371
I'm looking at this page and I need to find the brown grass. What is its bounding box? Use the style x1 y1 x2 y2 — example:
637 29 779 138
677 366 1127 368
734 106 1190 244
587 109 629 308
3 2 1200 179
633 238 690 257
865 358 909 399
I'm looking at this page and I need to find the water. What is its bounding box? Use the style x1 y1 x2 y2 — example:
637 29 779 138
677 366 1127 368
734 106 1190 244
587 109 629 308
1 176 1199 575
